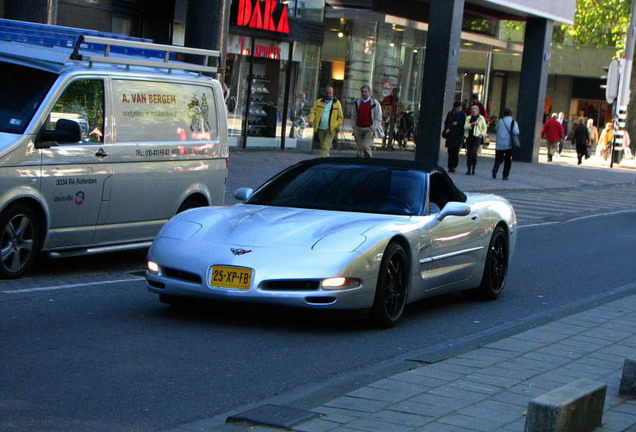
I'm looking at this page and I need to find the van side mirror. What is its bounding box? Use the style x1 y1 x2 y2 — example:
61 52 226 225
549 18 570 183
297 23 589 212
436 202 471 221
39 118 82 145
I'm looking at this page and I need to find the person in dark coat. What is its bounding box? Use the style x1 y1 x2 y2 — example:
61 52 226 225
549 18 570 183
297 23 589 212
443 101 466 173
570 117 590 165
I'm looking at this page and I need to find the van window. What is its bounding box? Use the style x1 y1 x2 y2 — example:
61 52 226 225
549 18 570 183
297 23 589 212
112 79 218 142
0 62 57 134
49 79 104 143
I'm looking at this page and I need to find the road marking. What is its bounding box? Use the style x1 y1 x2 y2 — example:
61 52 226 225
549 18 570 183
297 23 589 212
0 277 145 294
518 209 636 229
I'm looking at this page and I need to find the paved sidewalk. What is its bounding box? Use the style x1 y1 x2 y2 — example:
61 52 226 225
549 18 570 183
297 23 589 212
179 292 636 432
286 294 635 432
193 145 636 432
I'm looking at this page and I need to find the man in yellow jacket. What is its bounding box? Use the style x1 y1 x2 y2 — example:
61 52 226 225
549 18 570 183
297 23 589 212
309 85 344 157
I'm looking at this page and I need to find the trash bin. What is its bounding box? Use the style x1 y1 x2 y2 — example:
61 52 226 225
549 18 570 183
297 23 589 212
614 148 624 164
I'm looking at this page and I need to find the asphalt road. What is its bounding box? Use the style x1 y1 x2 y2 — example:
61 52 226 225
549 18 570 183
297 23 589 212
1 208 635 432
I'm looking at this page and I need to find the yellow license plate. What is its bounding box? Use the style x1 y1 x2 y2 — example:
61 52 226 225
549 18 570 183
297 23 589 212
210 265 253 290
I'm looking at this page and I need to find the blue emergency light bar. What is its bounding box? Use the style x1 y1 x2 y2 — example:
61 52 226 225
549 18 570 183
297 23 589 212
0 18 172 59
0 18 220 75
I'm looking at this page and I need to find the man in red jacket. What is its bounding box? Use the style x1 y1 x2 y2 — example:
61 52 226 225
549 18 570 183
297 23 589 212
541 113 564 162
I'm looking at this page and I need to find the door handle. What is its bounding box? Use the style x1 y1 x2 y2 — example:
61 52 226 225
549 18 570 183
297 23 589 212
95 148 108 158
471 215 480 221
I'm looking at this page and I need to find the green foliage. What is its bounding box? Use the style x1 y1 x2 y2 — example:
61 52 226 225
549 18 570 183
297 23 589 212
562 0 632 50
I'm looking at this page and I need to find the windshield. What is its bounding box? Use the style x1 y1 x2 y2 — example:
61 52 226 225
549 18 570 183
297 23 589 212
246 163 427 215
0 61 57 134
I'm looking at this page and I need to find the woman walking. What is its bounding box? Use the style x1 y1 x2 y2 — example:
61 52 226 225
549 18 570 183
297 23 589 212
463 104 487 175
571 117 590 165
492 108 520 180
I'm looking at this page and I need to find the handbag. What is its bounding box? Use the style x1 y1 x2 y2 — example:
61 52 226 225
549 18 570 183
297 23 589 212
442 128 449 139
503 119 520 148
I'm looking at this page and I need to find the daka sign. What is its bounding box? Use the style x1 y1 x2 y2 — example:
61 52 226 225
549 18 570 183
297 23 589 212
236 0 290 34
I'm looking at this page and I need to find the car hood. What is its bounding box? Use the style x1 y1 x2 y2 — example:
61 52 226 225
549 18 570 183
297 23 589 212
160 204 398 252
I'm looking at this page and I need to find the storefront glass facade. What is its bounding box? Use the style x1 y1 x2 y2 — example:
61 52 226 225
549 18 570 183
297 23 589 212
320 13 426 146
225 0 324 148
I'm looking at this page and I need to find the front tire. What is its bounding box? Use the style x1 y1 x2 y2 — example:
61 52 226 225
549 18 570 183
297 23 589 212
371 242 409 328
477 226 508 300
177 197 205 213
0 203 42 279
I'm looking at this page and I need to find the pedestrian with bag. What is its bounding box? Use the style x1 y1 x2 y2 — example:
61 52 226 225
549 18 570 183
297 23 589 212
463 104 487 175
492 107 520 180
571 117 590 165
443 101 466 172
352 85 383 157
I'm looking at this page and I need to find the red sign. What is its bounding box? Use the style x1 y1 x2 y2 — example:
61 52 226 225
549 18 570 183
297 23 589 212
233 36 282 60
237 0 290 34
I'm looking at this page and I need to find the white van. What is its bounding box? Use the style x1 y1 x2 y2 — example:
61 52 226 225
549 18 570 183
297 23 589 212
0 20 229 278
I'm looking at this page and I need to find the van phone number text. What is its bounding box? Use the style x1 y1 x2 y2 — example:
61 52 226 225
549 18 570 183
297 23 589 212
135 148 207 157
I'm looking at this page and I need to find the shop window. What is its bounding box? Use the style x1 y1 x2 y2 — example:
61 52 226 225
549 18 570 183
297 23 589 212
225 37 300 146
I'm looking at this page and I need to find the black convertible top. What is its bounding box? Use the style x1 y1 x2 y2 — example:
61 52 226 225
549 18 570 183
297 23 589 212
305 157 441 173
300 157 467 204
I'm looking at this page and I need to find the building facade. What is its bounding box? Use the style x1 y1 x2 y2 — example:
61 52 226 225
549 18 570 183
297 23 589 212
6 0 607 159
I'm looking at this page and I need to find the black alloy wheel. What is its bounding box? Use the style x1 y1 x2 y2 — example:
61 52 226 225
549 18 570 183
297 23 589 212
371 242 409 328
478 225 508 300
0 203 42 279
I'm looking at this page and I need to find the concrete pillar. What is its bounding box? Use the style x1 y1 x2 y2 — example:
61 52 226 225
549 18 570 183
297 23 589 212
185 0 230 77
4 0 56 24
516 17 553 163
414 0 464 166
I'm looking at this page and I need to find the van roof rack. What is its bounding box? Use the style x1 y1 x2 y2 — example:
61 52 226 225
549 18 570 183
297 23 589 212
0 18 219 75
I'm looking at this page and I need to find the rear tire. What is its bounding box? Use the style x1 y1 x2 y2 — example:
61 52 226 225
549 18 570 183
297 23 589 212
477 226 508 300
371 242 409 328
0 203 42 279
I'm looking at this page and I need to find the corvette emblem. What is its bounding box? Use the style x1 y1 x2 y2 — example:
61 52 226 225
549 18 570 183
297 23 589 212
231 248 252 256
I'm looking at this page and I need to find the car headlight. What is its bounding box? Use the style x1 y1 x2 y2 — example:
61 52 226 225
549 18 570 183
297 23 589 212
147 261 160 275
321 277 361 290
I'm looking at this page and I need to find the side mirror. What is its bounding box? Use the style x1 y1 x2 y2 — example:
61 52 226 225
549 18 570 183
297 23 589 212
436 202 471 221
234 187 254 202
39 118 82 145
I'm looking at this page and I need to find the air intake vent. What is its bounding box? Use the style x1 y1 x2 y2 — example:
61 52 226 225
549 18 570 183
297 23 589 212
260 280 320 291
164 267 202 284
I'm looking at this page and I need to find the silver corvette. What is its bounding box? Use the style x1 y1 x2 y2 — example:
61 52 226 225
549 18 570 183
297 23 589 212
146 157 517 327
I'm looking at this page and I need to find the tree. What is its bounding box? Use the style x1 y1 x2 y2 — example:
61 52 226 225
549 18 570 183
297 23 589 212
561 0 631 51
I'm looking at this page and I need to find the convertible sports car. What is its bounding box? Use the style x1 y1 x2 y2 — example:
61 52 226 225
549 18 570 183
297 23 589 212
146 157 517 327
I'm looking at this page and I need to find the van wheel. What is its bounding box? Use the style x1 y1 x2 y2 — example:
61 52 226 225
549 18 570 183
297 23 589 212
0 204 42 279
177 197 204 213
